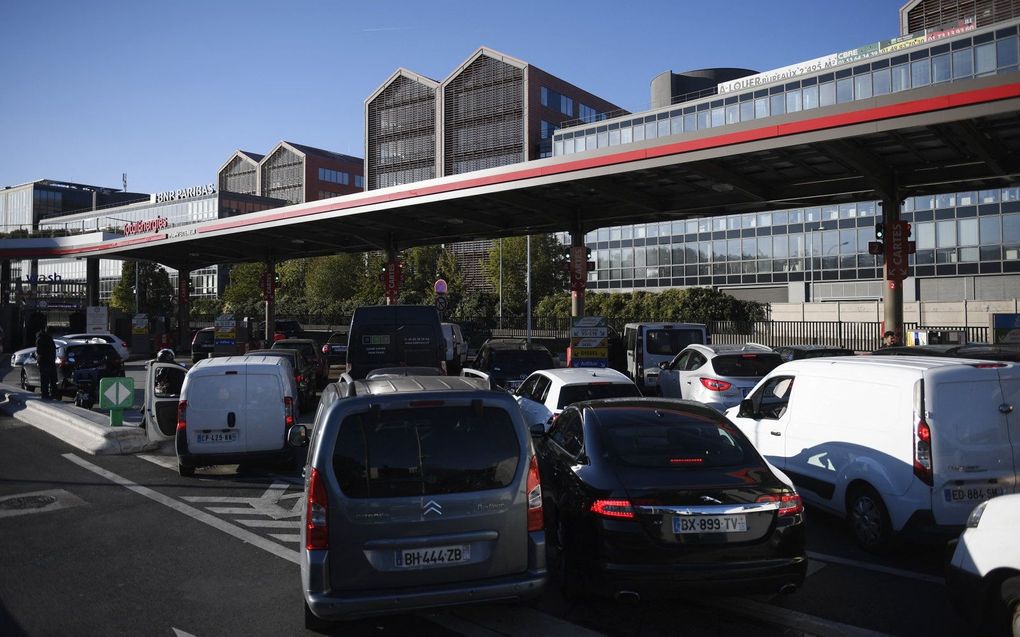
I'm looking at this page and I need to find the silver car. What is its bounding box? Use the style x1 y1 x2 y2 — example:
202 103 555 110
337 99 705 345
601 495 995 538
657 344 783 412
292 375 546 629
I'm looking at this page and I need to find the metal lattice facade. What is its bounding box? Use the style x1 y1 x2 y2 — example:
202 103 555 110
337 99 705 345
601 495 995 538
443 55 525 177
261 147 304 205
367 75 437 190
903 0 1020 34
219 156 258 195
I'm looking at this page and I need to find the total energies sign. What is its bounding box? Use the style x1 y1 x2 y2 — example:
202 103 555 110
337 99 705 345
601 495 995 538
150 183 216 204
123 216 169 235
717 18 976 94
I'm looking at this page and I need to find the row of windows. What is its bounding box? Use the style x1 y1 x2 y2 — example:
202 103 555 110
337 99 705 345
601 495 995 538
40 197 219 234
318 167 351 186
553 26 1020 156
540 86 573 116
376 135 435 166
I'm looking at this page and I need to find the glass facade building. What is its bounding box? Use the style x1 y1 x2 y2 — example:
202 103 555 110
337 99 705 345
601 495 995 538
550 17 1020 304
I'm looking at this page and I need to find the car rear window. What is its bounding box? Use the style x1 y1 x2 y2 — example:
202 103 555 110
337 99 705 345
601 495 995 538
326 333 347 345
557 383 641 409
645 329 704 355
491 350 554 376
65 344 119 366
594 407 756 469
333 406 520 498
194 330 213 345
710 353 783 377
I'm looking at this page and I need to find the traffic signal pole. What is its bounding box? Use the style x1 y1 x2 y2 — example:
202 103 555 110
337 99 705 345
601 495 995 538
177 267 190 352
570 222 585 318
881 194 904 344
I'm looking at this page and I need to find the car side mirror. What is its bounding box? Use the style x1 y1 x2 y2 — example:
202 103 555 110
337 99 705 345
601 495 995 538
658 361 669 370
287 424 309 448
529 423 546 437
737 398 755 419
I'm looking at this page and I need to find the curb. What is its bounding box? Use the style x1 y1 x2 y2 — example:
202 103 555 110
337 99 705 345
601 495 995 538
0 383 158 455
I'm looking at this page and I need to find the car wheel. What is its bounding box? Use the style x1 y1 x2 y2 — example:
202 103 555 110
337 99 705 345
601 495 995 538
995 575 1020 637
304 601 334 633
847 484 893 553
178 463 195 477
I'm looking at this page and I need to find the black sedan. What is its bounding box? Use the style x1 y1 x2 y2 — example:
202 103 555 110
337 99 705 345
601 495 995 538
320 331 348 366
533 398 806 600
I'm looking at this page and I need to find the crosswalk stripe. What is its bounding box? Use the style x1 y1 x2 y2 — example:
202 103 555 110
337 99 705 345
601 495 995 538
268 533 302 543
235 519 301 529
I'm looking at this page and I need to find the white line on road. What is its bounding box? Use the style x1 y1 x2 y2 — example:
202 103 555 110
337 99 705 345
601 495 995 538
138 454 178 471
62 453 300 565
807 551 944 585
235 519 301 529
268 533 302 543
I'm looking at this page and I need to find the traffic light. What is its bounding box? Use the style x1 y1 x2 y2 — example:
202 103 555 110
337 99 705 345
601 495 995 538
187 277 194 293
905 222 916 254
273 271 281 288
875 222 885 241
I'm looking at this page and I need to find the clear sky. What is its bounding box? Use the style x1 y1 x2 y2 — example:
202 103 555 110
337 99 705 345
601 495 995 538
0 0 902 194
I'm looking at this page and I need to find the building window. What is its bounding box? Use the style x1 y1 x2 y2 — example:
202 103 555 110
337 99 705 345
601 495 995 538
560 95 573 116
579 103 597 123
318 167 350 185
540 120 559 140
354 175 364 188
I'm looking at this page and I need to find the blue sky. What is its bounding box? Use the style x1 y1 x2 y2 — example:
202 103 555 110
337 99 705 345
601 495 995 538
0 0 900 193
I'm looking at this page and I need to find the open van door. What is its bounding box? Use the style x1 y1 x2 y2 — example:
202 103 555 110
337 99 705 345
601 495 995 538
145 361 188 442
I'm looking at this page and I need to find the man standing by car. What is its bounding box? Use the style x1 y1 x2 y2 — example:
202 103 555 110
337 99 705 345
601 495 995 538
881 330 901 348
35 327 58 399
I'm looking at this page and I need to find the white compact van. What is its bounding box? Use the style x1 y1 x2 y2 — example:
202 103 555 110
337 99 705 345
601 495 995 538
727 356 1020 551
175 355 299 476
623 322 708 393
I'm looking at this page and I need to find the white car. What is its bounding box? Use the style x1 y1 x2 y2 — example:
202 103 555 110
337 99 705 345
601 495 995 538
947 494 1020 636
62 332 130 361
657 344 783 411
11 339 69 367
514 367 641 429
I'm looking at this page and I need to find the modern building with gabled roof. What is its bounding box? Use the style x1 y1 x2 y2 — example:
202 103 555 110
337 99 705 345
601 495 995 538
365 68 440 191
217 150 264 196
258 140 363 205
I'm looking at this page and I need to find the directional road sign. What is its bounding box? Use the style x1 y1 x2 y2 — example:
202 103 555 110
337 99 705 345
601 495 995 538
99 377 135 410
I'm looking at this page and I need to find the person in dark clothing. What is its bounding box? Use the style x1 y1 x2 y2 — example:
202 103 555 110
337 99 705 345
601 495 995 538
35 327 58 399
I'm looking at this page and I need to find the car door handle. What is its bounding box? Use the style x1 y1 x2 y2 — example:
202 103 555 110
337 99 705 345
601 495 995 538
770 431 782 436
227 412 236 427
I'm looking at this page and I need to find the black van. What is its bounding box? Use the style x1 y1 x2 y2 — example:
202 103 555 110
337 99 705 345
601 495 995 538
342 305 446 382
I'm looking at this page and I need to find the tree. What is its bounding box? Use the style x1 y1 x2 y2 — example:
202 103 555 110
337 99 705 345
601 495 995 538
483 235 568 316
109 261 174 317
221 262 265 317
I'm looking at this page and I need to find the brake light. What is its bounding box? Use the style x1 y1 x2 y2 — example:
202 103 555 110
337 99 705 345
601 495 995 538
176 400 187 431
306 468 329 550
590 499 636 519
913 419 933 486
284 396 294 427
295 374 304 384
321 344 329 354
527 455 543 532
700 377 733 392
756 492 803 516
669 457 704 464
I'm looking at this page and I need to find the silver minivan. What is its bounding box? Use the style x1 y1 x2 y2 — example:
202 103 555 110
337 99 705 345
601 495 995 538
292 376 546 629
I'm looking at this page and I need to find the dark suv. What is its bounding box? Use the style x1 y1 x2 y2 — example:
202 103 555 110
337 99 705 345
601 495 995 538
21 341 124 398
191 327 215 363
463 339 557 391
273 338 328 388
247 348 316 411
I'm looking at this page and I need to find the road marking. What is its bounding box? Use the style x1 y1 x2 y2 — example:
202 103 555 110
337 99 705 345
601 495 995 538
268 533 302 543
62 453 300 565
183 481 302 519
172 628 198 637
806 559 827 578
235 519 301 529
138 454 178 471
699 597 897 637
0 489 87 519
807 551 944 585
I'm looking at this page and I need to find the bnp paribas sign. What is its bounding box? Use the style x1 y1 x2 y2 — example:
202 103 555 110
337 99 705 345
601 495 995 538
151 183 216 204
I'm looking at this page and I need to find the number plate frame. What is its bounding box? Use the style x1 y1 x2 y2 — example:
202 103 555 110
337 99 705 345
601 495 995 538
672 514 748 534
943 486 1006 504
196 432 238 443
395 544 471 569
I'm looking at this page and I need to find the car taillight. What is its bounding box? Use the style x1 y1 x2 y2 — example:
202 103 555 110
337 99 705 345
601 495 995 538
700 377 733 392
55 357 65 367
306 467 329 550
527 455 543 532
321 345 329 354
176 400 187 431
590 498 636 519
295 374 304 384
547 412 559 425
756 492 804 516
284 396 294 427
913 419 933 486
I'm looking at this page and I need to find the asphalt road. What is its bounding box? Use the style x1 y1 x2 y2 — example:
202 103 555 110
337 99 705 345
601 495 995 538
0 357 975 637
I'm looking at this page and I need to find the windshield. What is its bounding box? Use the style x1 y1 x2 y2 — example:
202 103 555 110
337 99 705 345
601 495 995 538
490 350 554 376
645 329 704 355
594 407 757 469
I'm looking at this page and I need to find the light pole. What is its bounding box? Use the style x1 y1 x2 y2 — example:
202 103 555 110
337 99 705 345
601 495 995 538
526 234 532 344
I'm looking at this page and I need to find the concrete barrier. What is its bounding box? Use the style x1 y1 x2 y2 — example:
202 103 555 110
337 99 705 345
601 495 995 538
0 384 158 455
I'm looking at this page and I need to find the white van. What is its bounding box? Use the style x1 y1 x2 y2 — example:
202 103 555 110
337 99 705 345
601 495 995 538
175 355 299 476
726 356 1020 551
623 322 708 393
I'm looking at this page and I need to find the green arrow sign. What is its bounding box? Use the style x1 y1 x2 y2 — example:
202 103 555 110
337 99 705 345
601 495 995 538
99 377 135 410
